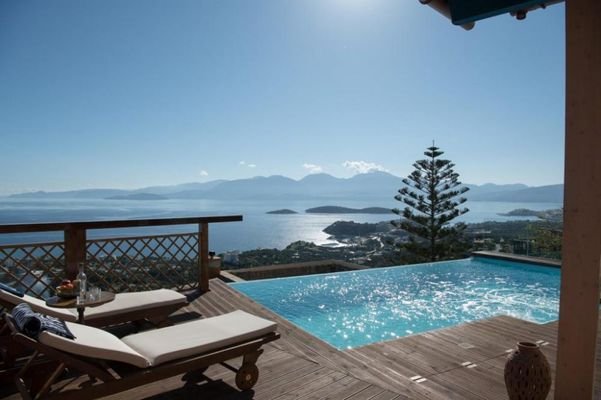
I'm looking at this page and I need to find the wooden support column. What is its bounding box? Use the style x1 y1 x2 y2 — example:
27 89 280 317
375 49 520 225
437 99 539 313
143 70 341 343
199 223 210 292
64 228 86 280
555 1 601 398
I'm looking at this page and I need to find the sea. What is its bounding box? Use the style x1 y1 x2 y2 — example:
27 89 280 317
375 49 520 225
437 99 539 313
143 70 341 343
0 198 561 252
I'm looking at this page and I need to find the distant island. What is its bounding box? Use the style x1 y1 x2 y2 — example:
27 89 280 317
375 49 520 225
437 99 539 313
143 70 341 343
323 220 393 238
306 206 391 214
266 209 298 214
498 208 562 222
105 193 167 201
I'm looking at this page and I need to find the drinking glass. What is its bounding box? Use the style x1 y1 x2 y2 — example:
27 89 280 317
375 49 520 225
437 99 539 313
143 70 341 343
88 287 101 301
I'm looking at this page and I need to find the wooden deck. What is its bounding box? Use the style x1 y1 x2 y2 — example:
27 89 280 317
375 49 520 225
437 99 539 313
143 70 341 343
3 278 601 399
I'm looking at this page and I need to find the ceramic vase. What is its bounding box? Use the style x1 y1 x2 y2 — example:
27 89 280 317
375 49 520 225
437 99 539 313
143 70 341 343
504 341 551 400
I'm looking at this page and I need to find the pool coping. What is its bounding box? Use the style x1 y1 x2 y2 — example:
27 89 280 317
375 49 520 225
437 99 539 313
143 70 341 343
222 259 368 282
472 251 561 268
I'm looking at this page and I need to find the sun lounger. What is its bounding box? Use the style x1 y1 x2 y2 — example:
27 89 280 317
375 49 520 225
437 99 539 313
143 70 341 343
6 310 279 399
0 286 189 383
0 287 188 327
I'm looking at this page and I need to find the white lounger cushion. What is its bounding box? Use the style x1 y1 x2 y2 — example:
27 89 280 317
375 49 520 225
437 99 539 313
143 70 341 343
40 322 151 368
0 289 186 322
123 310 277 366
84 289 186 319
0 291 77 321
38 310 277 369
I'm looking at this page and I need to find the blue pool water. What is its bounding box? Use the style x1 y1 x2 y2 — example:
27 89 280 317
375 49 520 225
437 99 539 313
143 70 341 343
230 257 561 349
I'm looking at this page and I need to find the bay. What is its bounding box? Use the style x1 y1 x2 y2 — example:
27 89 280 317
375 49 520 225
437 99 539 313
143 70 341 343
0 198 561 252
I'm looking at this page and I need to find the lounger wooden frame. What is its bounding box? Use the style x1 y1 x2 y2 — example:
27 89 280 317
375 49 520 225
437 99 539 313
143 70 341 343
5 315 280 400
0 316 39 384
0 296 187 386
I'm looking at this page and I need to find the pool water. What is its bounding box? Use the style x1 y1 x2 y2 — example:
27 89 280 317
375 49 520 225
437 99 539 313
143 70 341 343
230 257 560 349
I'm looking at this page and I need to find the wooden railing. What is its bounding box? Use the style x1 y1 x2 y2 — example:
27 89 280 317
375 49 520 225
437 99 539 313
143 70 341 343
0 216 242 298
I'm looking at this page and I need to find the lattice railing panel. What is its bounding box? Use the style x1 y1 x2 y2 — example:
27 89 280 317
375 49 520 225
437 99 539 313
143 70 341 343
86 232 200 292
0 241 65 299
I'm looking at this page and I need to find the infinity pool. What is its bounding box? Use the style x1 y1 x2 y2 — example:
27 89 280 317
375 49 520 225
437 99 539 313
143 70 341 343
230 257 560 349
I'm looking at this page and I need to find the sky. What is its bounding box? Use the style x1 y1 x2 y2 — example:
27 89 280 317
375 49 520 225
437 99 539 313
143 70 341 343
0 0 565 195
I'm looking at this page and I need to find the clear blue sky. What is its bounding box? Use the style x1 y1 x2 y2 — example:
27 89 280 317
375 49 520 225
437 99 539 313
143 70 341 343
0 0 565 195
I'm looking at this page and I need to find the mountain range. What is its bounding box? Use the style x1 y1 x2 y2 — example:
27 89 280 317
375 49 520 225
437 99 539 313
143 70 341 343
8 172 564 203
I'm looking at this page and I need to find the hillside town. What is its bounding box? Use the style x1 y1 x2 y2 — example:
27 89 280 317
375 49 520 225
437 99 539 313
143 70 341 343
223 209 563 268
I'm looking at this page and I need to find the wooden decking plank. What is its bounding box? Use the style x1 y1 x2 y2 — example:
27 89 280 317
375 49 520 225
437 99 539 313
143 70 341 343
340 384 384 400
250 364 328 397
249 351 316 385
200 286 249 318
249 366 333 399
188 292 223 317
208 280 254 312
444 326 539 358
322 350 401 393
352 341 436 377
428 360 509 400
200 345 291 382
341 349 418 393
466 326 557 362
363 335 466 376
395 377 485 400
346 345 429 386
163 349 296 392
427 321 514 354
270 370 348 400
451 319 538 347
431 318 547 355
369 390 414 400
429 328 516 364
422 329 506 362
468 316 556 344
100 369 228 400
298 375 358 400
466 321 547 346
216 363 329 400
318 375 382 400
329 350 432 400
199 293 233 316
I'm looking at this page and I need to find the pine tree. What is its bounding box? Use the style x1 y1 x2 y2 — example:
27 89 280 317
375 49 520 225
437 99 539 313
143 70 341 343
392 145 470 262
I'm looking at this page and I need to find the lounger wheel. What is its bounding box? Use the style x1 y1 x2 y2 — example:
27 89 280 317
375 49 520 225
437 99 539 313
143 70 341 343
235 363 258 390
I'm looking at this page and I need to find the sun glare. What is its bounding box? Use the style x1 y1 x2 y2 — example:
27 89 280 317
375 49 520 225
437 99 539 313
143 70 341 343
331 0 381 13
315 0 399 29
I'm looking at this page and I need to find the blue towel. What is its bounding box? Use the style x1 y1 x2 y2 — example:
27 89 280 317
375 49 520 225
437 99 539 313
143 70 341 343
11 303 75 340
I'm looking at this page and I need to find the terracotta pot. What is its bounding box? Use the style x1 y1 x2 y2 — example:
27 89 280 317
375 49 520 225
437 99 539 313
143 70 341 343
208 257 221 279
504 341 551 400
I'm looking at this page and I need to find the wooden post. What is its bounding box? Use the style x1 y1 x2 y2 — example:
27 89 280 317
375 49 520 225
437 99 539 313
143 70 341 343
199 223 209 292
64 228 86 280
555 1 601 398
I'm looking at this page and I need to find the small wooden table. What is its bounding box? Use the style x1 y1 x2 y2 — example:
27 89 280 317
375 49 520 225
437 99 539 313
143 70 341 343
46 292 115 324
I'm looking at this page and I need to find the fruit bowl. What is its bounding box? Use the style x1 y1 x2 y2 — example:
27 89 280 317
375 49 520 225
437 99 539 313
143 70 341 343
56 286 77 299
